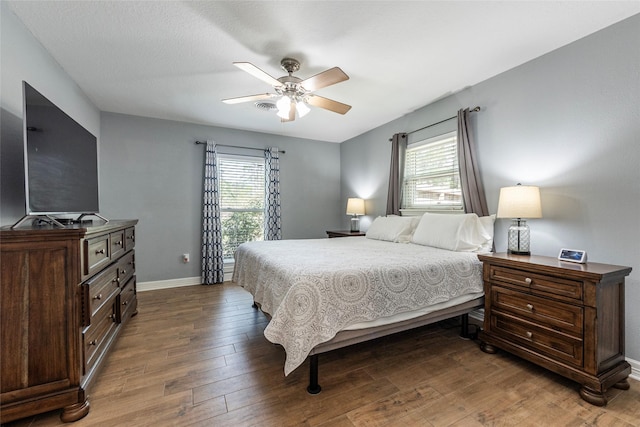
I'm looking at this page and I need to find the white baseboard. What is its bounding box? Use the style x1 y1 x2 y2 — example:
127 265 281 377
629 357 640 381
137 264 234 292
137 276 202 292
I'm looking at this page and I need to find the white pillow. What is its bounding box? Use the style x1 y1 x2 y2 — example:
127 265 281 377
411 213 487 252
477 214 496 253
365 216 416 243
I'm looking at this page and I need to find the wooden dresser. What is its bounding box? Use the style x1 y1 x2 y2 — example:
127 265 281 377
478 253 632 406
0 220 138 423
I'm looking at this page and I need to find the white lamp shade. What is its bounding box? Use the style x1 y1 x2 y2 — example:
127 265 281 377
496 185 542 219
346 198 365 216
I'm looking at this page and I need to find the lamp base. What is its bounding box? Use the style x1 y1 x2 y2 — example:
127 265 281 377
507 219 531 255
350 216 360 232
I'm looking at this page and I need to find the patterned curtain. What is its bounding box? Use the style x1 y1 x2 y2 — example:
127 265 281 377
386 133 408 215
457 108 489 216
201 141 224 284
264 147 282 240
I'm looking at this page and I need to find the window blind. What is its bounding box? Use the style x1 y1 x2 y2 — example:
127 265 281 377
402 131 463 210
218 154 265 260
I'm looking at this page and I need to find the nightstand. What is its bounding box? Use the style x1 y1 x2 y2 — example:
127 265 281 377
326 230 366 238
478 253 632 406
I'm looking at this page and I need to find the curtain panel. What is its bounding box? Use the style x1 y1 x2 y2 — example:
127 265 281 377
386 133 408 215
457 108 489 216
201 141 225 284
264 147 282 240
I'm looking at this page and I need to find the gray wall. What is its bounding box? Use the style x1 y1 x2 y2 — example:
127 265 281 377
1 2 101 224
340 15 640 361
100 113 342 282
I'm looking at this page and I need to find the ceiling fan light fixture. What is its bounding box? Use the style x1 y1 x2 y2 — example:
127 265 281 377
224 57 351 121
296 101 310 118
276 96 291 119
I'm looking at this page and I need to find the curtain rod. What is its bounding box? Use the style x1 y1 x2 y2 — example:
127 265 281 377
194 141 285 154
390 106 481 141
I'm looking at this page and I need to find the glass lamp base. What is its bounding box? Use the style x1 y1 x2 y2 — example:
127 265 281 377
350 216 360 232
508 219 530 255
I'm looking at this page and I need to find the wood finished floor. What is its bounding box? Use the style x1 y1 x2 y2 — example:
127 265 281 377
7 283 640 427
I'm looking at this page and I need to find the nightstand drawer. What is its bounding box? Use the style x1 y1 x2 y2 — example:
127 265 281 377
489 265 583 302
492 286 583 336
490 312 583 368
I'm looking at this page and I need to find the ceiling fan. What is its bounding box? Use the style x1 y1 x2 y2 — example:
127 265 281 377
222 58 351 122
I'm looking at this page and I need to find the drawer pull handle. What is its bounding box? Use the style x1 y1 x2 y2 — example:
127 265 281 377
121 269 126 275
93 293 102 300
524 277 532 284
525 331 533 339
89 340 97 346
123 301 128 306
95 249 105 255
109 314 115 320
115 240 123 246
526 303 534 311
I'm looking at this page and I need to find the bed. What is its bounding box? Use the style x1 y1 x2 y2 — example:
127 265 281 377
232 213 494 393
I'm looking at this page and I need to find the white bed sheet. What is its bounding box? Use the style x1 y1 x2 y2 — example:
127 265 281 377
232 237 484 375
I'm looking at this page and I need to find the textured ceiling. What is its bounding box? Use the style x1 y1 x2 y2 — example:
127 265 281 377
6 1 640 142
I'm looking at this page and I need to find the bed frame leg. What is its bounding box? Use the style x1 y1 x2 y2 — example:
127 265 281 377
460 313 470 339
307 354 321 395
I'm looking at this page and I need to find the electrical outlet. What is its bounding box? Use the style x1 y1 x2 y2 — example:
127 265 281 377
182 253 189 263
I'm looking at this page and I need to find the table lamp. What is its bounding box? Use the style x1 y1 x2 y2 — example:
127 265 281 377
496 184 542 255
346 198 365 232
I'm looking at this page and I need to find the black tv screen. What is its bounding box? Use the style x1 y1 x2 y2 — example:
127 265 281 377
23 82 99 215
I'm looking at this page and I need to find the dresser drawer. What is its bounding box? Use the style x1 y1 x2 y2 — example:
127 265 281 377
490 312 584 368
84 264 120 323
489 265 583 302
124 227 135 251
118 277 137 323
116 251 135 287
83 234 110 277
110 230 126 260
491 286 583 336
82 296 118 374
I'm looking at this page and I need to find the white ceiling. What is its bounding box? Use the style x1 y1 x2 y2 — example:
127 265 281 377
6 1 640 143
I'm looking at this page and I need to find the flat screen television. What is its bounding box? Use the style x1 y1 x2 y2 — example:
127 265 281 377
19 81 102 226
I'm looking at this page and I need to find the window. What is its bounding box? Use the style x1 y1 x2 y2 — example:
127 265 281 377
218 154 265 261
402 131 463 212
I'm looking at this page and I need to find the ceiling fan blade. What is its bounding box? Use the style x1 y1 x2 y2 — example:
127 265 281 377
307 95 352 115
233 62 282 87
222 93 274 104
300 67 349 92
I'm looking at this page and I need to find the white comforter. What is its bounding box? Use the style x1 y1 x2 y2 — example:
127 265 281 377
232 237 483 375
